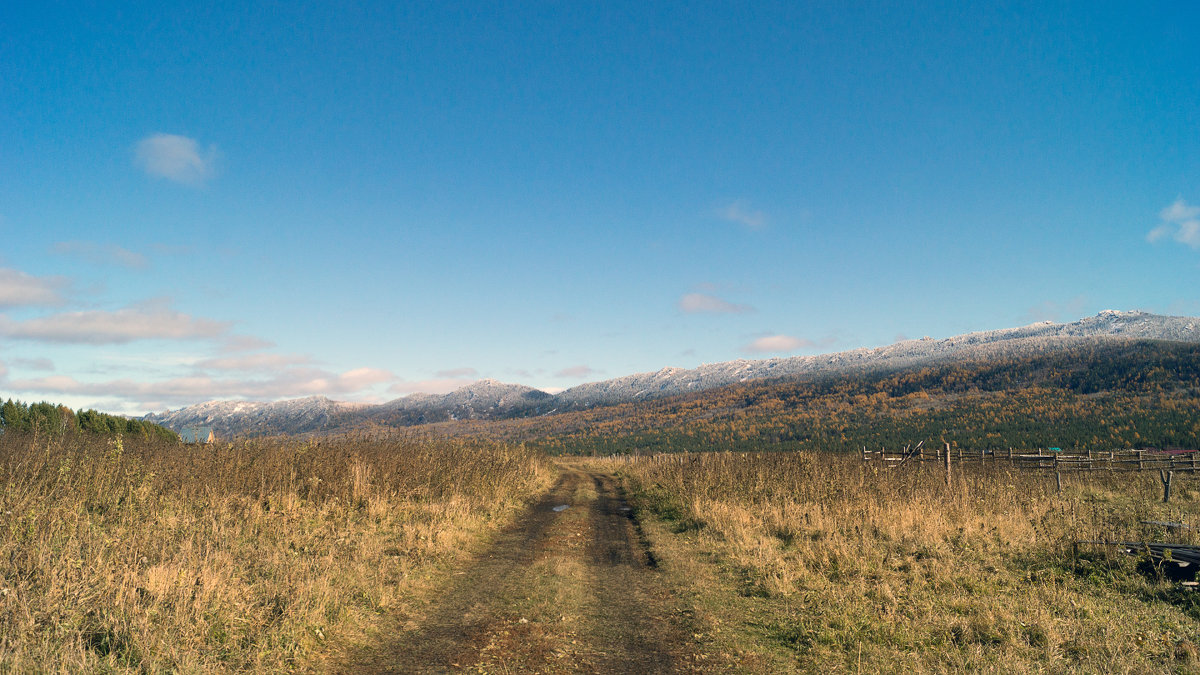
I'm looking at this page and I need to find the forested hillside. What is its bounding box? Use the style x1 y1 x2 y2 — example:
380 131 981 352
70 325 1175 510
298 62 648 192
0 398 178 441
495 340 1200 455
142 313 1200 439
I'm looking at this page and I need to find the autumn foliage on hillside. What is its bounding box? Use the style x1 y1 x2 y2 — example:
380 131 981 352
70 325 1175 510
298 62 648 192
492 340 1200 455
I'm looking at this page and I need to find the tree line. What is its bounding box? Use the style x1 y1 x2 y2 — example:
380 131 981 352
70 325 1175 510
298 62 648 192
0 398 178 441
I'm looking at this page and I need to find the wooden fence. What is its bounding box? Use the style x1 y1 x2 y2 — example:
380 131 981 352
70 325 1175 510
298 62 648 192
862 444 1200 473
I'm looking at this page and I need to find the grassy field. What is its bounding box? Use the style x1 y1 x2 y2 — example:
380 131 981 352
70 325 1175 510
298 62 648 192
0 432 553 672
599 450 1200 673
10 426 1200 673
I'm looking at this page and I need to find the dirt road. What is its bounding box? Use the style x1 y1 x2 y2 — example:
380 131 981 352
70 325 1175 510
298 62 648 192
344 467 709 673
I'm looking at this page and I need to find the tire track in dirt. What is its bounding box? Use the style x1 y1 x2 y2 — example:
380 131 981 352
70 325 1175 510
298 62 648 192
578 471 677 672
342 466 705 673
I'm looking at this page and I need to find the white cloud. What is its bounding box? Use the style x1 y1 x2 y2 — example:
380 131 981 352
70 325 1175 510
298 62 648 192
335 367 394 390
52 241 148 269
195 353 313 371
678 292 753 314
0 302 231 344
1162 199 1200 223
1148 198 1200 249
134 133 218 186
718 200 767 229
1147 224 1173 243
435 367 478 378
555 365 596 378
0 268 68 308
1180 221 1200 248
10 365 397 409
742 334 814 354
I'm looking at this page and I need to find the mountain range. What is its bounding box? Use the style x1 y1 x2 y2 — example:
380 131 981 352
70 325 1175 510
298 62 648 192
143 310 1200 438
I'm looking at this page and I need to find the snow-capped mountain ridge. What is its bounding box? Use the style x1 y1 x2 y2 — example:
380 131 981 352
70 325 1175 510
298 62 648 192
144 311 1200 437
143 395 361 437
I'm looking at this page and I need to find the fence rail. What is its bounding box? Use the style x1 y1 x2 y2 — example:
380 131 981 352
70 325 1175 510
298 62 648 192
861 445 1200 473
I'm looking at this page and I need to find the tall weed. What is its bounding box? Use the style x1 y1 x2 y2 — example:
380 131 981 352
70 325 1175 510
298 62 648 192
606 451 1200 672
0 432 552 672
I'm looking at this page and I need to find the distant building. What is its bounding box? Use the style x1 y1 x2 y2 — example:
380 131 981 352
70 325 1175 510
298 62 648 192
180 426 215 444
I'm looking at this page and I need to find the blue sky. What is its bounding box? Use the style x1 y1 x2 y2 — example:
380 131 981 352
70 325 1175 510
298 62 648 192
2 1 1198 414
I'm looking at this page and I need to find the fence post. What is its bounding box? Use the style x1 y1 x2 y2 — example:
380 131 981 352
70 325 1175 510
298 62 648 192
1055 454 1062 494
945 442 951 487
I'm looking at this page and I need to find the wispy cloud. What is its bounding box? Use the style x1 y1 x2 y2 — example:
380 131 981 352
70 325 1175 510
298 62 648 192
1147 198 1200 249
51 241 148 269
555 365 596 378
194 353 313 371
332 367 394 390
219 335 276 353
388 377 478 396
11 366 396 409
0 301 230 344
0 267 68 308
742 334 814 354
10 357 54 371
678 292 753 314
385 368 488 396
1163 199 1200 223
717 200 767 229
134 133 218 186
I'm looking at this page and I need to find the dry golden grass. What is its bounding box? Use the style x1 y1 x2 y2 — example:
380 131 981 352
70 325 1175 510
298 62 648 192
0 432 553 672
598 451 1200 673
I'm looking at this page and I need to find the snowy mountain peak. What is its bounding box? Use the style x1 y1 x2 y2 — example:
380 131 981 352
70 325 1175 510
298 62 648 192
144 311 1200 438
